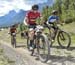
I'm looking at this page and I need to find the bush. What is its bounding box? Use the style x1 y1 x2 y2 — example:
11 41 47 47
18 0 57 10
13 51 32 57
64 17 74 24
73 17 75 22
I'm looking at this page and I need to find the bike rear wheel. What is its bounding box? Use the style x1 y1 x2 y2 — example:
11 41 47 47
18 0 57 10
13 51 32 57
11 36 16 48
57 31 71 48
37 34 50 63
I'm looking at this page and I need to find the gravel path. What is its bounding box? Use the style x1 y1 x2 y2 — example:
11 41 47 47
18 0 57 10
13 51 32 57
0 29 75 65
0 40 75 65
0 40 47 65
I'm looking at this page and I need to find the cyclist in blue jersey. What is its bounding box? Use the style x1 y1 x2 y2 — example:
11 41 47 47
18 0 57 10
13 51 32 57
48 10 59 24
47 10 60 41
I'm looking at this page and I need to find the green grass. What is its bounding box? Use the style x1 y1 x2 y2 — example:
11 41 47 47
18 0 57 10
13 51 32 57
0 29 26 43
62 22 75 46
43 22 75 46
0 22 75 47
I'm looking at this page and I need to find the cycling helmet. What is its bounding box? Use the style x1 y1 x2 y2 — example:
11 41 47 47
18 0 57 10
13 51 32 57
51 10 58 14
32 4 39 10
12 24 16 27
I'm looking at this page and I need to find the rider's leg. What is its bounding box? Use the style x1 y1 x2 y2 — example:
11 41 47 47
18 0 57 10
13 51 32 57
30 36 36 50
30 40 34 47
28 25 36 51
29 29 35 50
52 26 57 40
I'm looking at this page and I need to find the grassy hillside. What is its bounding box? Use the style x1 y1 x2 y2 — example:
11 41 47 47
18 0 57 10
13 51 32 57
0 22 75 47
62 22 75 46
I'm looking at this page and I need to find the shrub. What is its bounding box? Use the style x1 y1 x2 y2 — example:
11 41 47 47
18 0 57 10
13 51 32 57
64 17 74 24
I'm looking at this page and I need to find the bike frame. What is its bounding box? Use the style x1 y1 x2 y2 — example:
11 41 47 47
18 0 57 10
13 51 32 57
11 33 16 47
48 23 63 41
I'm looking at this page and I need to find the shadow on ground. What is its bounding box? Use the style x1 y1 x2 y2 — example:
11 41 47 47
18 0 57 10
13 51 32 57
51 45 75 50
16 45 26 48
47 54 75 65
14 44 75 65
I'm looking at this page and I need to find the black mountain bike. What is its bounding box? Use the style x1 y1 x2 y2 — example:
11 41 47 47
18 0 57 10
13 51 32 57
11 33 16 48
45 23 71 48
27 25 50 62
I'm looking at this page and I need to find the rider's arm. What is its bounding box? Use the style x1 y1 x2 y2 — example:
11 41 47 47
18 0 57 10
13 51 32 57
38 13 44 25
24 16 29 26
24 12 30 26
9 27 12 33
15 28 17 33
35 12 42 25
57 17 63 25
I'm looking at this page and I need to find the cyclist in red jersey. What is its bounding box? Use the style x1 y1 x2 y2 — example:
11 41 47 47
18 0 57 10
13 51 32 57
10 24 17 35
25 4 42 51
26 5 42 27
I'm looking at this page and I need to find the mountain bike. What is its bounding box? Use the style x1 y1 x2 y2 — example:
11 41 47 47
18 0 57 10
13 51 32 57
11 33 16 48
27 25 51 62
45 22 71 48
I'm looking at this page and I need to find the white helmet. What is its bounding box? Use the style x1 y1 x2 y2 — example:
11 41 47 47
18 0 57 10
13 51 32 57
51 10 58 14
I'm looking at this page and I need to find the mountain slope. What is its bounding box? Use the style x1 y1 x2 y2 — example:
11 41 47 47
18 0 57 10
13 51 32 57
0 10 26 28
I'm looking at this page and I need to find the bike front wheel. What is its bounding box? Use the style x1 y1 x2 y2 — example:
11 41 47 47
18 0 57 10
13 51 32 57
11 36 16 48
37 34 50 63
57 31 71 48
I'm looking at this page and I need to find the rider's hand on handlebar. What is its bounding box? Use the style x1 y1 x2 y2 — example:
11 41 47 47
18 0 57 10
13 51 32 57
8 32 11 34
60 23 65 26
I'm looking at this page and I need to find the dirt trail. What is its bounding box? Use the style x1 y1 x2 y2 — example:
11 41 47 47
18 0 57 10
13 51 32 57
1 40 75 65
0 29 75 65
0 40 47 65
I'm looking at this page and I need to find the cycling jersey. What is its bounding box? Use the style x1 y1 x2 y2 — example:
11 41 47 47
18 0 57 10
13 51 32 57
26 11 41 25
10 27 16 33
48 15 59 23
